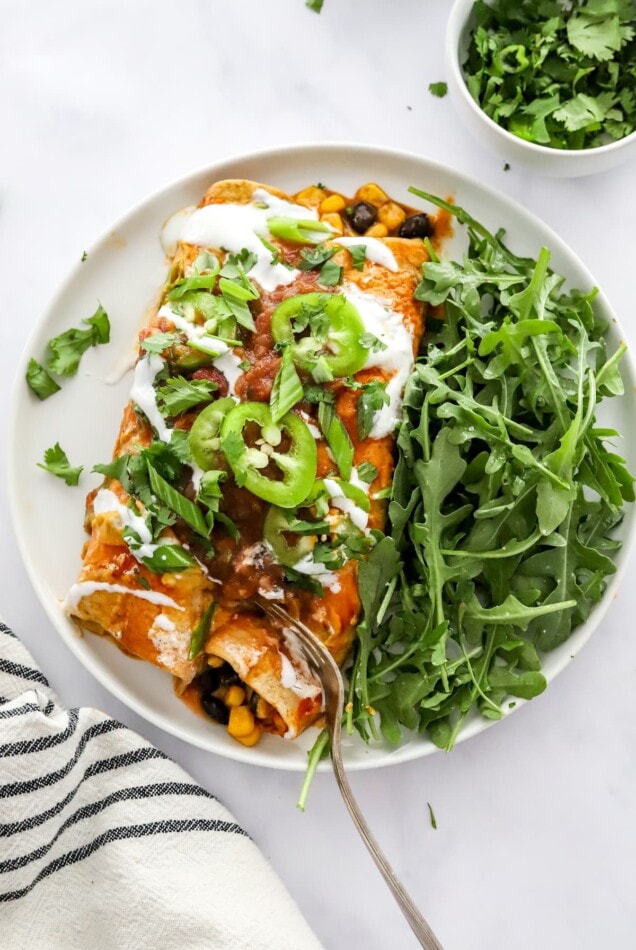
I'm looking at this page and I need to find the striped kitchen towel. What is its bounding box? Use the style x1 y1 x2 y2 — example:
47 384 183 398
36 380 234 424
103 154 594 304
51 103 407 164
0 619 322 950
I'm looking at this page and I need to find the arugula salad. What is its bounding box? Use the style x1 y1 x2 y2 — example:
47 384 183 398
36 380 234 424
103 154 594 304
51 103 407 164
300 187 632 798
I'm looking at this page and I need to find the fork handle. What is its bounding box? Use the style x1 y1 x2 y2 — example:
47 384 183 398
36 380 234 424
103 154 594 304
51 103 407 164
330 721 444 949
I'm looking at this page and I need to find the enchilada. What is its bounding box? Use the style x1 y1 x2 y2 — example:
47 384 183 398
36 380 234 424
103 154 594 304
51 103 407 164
67 178 439 745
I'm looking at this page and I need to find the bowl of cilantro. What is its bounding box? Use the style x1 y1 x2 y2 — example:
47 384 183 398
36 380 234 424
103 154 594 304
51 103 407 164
446 0 636 176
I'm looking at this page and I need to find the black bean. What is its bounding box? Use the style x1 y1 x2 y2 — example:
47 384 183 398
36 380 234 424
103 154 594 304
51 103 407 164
201 693 230 724
219 664 241 688
398 213 434 239
348 201 377 233
197 667 222 694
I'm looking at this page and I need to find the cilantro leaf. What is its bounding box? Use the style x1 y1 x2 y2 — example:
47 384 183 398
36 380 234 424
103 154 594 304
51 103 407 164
360 332 387 353
38 443 83 486
140 332 180 355
306 0 323 11
26 359 61 400
429 82 448 98
357 380 390 440
348 244 367 271
47 305 111 376
156 376 217 416
318 260 343 286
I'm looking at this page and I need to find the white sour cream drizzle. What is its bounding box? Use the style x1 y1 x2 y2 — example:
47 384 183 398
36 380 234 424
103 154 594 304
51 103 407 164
161 188 324 293
344 283 414 439
130 353 172 442
292 553 341 593
65 581 183 613
153 613 176 632
93 488 158 560
323 477 369 532
336 236 398 272
280 651 322 700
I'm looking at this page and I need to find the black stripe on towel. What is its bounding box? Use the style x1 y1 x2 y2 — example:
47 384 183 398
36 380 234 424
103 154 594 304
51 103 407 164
0 783 215 873
0 819 247 902
0 747 168 837
0 622 17 639
0 709 79 758
0 698 56 720
0 720 126 798
0 658 49 688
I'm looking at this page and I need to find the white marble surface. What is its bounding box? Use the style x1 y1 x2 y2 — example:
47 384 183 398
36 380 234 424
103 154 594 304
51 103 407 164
2 1 636 948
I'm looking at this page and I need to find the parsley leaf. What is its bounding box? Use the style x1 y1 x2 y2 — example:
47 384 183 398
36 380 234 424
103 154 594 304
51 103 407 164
26 359 61 400
38 443 83 486
156 376 217 416
47 305 111 377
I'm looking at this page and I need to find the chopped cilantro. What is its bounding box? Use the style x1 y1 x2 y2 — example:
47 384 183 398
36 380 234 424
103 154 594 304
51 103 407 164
299 244 338 271
429 82 448 98
463 0 636 149
81 251 87 262
348 244 367 271
360 332 387 353
37 443 83 486
140 332 180 355
427 803 437 830
47 304 110 377
318 260 343 286
306 1 324 13
26 359 61 400
356 380 390 440
156 376 217 416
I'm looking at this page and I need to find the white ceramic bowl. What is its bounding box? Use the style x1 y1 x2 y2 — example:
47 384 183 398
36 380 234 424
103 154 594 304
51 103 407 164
446 0 636 177
8 142 636 770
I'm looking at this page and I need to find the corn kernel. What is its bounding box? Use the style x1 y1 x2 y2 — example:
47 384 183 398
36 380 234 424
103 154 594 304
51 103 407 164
296 186 327 208
207 655 224 668
319 194 346 214
355 182 389 208
365 223 388 238
378 201 406 231
320 212 344 236
225 685 246 707
227 705 255 738
236 725 262 747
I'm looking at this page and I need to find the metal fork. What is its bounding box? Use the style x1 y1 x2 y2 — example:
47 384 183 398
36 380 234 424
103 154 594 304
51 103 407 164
255 596 444 950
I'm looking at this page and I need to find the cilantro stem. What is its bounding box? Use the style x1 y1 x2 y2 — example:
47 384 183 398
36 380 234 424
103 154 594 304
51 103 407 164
297 728 330 811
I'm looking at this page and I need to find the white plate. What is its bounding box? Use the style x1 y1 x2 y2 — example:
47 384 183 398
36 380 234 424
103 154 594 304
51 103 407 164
8 142 636 771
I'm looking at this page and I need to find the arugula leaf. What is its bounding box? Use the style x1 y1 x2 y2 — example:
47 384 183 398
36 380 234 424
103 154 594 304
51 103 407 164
47 305 111 376
38 443 83 486
345 188 632 753
156 376 217 416
26 359 61 400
